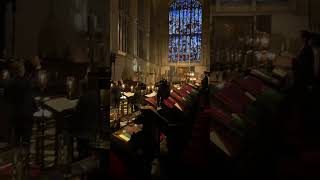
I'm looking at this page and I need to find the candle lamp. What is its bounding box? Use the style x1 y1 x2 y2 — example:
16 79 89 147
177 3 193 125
1 69 9 80
267 52 276 61
38 70 48 93
130 86 134 92
66 76 75 99
122 84 125 91
260 34 270 49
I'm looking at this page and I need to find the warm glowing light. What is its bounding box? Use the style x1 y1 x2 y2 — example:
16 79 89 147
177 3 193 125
267 52 276 61
131 86 134 91
38 70 48 90
255 52 262 61
66 76 75 98
1 70 9 80
66 76 75 90
122 84 125 89
39 71 47 83
111 83 114 88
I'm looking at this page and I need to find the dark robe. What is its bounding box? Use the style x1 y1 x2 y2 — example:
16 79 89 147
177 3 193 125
6 76 34 143
157 82 170 107
293 44 315 90
72 90 99 139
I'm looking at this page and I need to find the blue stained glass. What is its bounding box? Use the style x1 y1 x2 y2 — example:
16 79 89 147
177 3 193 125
169 0 202 63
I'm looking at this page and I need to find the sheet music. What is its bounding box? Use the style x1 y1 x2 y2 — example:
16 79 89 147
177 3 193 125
210 131 231 157
44 97 78 112
145 91 157 98
123 92 135 97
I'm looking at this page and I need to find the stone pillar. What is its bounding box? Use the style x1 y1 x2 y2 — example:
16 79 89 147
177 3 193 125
201 0 210 72
110 0 119 53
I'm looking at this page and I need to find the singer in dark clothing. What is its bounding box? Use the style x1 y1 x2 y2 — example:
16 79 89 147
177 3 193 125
292 31 317 144
72 86 100 159
7 61 34 144
157 80 170 107
71 78 109 178
292 31 315 94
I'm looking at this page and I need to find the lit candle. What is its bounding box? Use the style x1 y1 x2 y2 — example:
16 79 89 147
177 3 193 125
131 86 134 92
111 83 114 88
267 52 276 61
260 34 270 48
122 84 125 90
255 52 262 61
39 72 46 83
66 77 74 90
38 70 47 90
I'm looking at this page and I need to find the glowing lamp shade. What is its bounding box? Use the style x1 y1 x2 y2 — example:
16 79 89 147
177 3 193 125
66 76 75 98
255 52 262 61
38 70 48 91
267 52 276 61
1 69 9 80
260 34 270 48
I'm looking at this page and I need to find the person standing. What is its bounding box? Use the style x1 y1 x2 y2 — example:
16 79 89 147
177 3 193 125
201 72 209 89
7 61 34 144
157 79 170 107
292 30 315 95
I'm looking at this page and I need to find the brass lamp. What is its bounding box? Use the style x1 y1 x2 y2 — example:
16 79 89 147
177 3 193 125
38 70 48 93
66 76 75 99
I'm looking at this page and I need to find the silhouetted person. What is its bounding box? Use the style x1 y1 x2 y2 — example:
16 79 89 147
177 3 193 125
157 79 170 107
25 56 42 79
292 30 314 95
305 33 320 141
7 61 34 144
111 81 121 108
201 72 209 89
71 77 109 178
79 66 90 96
0 68 12 143
133 83 142 111
72 80 99 159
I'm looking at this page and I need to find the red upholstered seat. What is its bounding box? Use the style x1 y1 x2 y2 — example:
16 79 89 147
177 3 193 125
144 97 157 109
215 83 253 114
234 76 269 96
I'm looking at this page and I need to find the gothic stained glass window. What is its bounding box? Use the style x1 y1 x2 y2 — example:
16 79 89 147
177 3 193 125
169 0 202 63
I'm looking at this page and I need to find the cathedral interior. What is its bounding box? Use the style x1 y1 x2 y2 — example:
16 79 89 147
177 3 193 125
0 0 320 179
